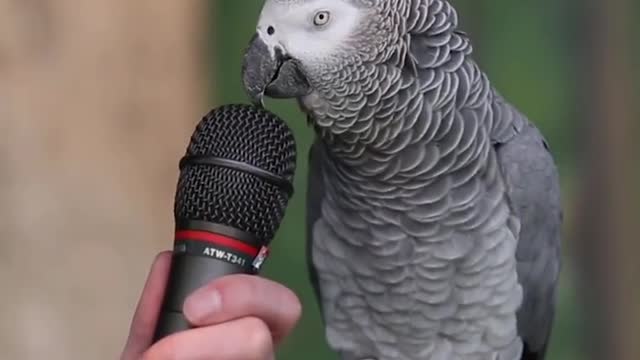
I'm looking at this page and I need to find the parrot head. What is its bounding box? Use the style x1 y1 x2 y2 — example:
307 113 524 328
241 0 390 107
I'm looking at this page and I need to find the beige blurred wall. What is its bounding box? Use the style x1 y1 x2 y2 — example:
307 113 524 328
0 1 209 359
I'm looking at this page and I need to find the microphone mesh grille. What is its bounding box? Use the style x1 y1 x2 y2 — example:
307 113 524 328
174 104 296 244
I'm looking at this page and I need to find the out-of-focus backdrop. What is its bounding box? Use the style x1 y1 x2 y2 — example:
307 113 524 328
0 1 637 359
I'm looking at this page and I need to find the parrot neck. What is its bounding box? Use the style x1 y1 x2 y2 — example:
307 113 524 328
300 0 516 181
308 57 500 184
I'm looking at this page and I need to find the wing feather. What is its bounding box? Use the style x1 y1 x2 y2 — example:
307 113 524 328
494 117 563 360
306 139 328 318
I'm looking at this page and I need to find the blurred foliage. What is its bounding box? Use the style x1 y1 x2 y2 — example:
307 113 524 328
208 1 640 359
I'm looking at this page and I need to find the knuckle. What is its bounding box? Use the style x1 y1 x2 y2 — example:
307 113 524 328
243 317 273 359
145 331 199 360
141 337 178 360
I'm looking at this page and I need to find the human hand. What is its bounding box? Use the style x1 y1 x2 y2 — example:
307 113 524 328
121 251 302 360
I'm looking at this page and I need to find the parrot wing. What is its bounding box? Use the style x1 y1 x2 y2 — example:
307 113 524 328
492 110 563 360
305 138 329 319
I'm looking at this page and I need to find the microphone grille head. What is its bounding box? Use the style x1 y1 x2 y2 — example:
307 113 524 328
175 104 296 244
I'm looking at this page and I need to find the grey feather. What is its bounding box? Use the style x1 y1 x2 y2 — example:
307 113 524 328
251 1 563 359
494 118 563 359
306 137 332 321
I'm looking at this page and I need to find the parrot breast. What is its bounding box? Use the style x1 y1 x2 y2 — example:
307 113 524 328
308 61 526 359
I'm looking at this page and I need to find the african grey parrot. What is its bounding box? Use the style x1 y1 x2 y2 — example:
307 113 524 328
241 0 563 359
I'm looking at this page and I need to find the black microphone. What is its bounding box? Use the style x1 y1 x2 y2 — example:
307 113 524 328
153 104 297 341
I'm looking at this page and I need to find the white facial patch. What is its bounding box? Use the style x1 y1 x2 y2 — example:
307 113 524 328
256 0 365 65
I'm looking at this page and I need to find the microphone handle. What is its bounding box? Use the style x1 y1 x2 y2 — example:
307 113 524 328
152 252 258 342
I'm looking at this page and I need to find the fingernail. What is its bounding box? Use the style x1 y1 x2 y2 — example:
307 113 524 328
183 286 222 323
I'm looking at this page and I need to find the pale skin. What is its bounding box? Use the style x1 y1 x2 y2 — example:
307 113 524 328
121 251 303 360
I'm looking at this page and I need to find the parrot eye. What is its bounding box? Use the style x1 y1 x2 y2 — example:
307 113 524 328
313 11 331 26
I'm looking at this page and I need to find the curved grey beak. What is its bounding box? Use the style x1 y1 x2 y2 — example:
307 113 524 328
241 33 310 107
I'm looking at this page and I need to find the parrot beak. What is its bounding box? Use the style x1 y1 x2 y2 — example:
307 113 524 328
242 33 310 107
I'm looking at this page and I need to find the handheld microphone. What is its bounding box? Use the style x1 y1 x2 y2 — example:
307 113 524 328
153 104 297 341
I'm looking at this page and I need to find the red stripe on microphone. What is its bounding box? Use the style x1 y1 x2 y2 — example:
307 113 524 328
175 230 259 257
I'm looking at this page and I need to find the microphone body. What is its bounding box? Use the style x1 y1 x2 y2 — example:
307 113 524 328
152 104 296 342
153 223 268 340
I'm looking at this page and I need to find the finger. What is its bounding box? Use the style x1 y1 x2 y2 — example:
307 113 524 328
142 316 274 360
182 274 302 345
121 251 173 360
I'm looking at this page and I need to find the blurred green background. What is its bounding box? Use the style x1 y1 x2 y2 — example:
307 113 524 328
208 1 639 359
